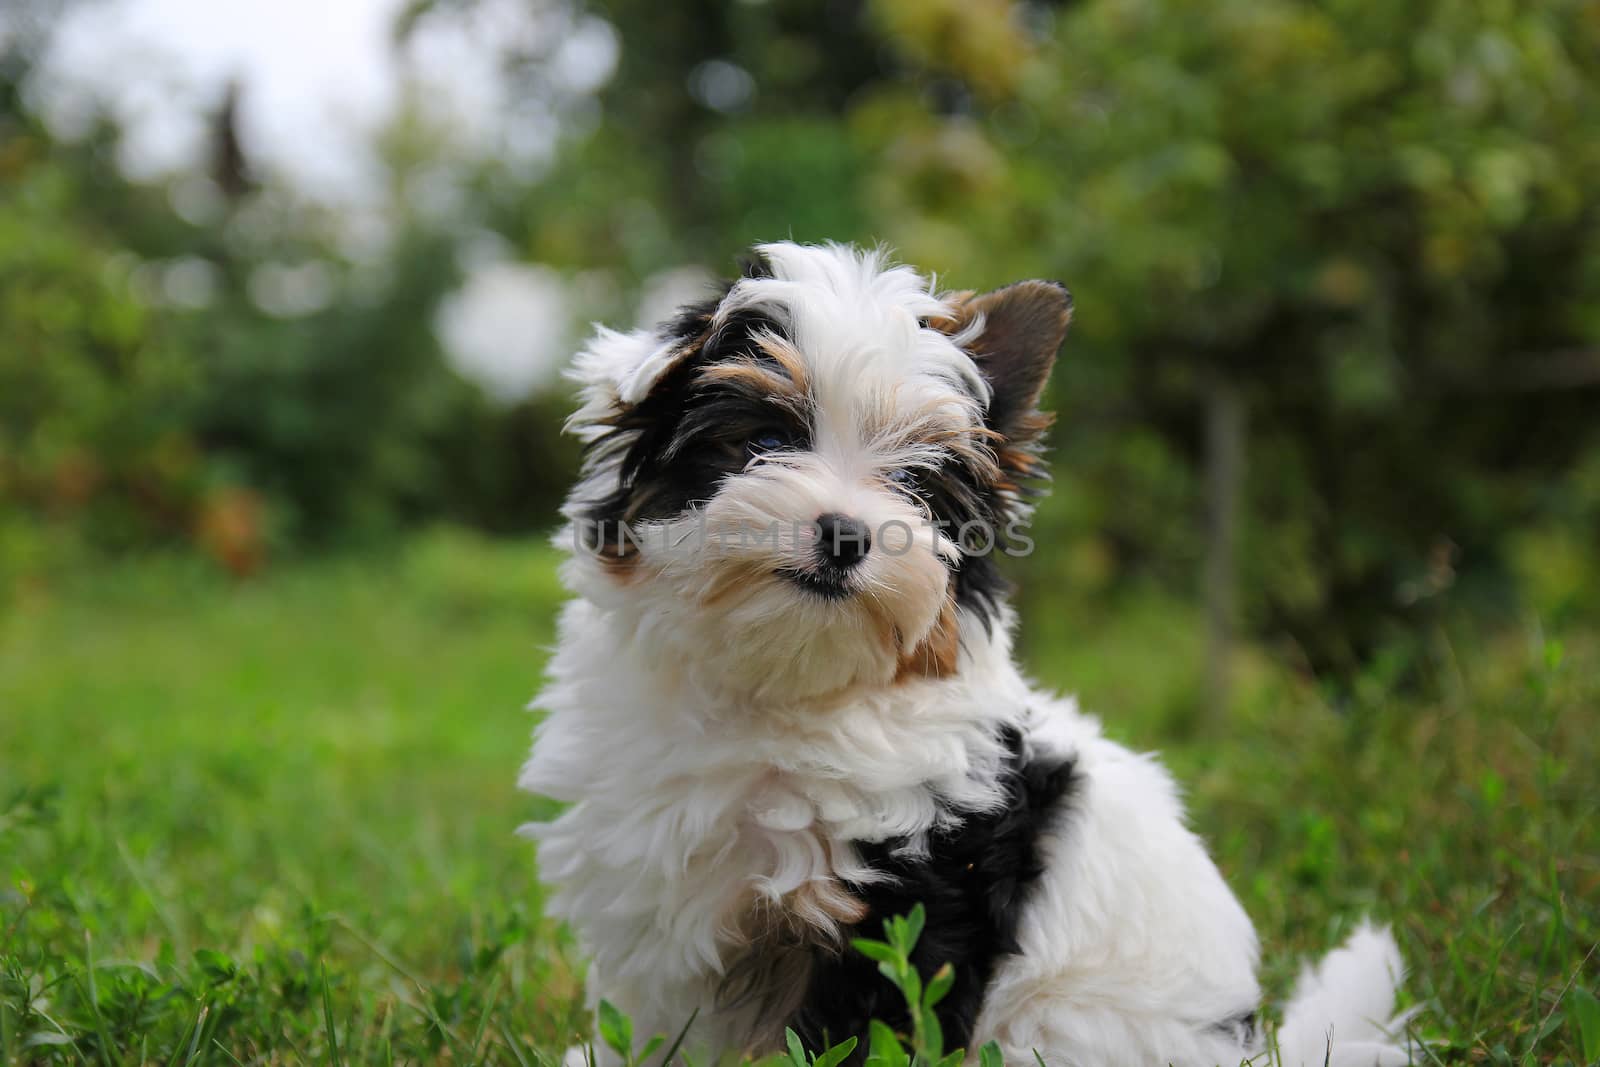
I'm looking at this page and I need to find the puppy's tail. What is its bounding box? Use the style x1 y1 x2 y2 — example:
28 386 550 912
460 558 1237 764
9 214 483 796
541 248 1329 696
1272 921 1417 1067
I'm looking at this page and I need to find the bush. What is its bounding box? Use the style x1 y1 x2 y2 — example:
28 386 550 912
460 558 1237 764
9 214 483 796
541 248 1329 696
0 154 212 570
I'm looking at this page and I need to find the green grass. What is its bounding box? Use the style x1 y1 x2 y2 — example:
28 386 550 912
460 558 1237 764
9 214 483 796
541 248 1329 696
2 528 1596 1064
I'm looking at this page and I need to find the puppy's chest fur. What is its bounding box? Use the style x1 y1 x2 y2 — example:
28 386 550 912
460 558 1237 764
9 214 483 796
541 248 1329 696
525 639 1076 1056
770 726 1078 1056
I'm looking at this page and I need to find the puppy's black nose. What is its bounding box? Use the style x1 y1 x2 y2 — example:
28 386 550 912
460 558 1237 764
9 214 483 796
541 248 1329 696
814 513 871 569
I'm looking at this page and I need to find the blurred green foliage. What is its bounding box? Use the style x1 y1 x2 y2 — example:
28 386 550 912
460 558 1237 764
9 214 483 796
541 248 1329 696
0 151 201 562
555 0 1600 679
0 101 578 579
5 0 1600 684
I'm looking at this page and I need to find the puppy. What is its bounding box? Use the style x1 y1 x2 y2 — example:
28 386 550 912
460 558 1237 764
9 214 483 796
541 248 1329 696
521 242 1413 1066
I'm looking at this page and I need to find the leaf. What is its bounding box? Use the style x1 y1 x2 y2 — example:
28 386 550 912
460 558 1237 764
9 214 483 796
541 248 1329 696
1570 986 1600 1065
868 1020 910 1067
934 1052 964 1067
918 1008 943 1062
851 939 900 965
812 1036 860 1067
902 968 922 1012
786 1027 808 1067
979 1040 1005 1067
904 905 926 953
923 964 954 1010
1527 1008 1565 1044
193 949 237 981
598 999 633 1059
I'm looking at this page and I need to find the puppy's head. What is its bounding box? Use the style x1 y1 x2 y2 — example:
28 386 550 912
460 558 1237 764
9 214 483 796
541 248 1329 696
562 243 1070 699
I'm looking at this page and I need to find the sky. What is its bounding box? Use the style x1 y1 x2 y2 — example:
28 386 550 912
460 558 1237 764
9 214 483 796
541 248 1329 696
19 0 623 399
29 0 617 202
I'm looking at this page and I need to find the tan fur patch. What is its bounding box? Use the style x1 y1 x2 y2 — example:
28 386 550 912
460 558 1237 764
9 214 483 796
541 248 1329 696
754 334 810 393
716 875 867 1051
700 560 775 608
996 431 1051 479
895 590 961 682
724 877 865 951
788 878 869 929
597 552 645 581
696 333 810 410
584 523 646 578
935 423 1006 482
696 362 806 411
858 588 914 664
925 290 977 337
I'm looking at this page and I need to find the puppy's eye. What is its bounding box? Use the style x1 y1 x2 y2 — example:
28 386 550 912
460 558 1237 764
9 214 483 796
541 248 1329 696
747 429 791 456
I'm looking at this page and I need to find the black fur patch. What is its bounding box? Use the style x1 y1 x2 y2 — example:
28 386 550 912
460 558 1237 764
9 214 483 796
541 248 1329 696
788 724 1078 1058
576 282 807 553
897 459 1014 632
1211 1009 1258 1046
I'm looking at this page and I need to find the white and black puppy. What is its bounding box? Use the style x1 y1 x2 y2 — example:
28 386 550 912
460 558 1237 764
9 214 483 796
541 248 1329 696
521 243 1413 1066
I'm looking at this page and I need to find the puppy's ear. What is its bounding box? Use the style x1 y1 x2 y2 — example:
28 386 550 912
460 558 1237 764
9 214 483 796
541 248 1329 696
935 280 1071 449
563 326 672 441
564 283 736 440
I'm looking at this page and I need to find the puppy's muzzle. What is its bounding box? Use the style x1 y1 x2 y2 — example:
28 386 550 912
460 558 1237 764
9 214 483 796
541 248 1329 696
777 513 872 600
813 512 871 571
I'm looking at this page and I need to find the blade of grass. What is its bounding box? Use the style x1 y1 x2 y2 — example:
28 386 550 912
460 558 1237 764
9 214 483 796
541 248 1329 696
164 1004 207 1067
114 838 185 954
81 930 119 1067
321 964 344 1067
469 972 504 1061
0 995 12 1066
1524 939 1599 1063
326 913 473 1062
184 1006 208 1067
655 1007 700 1067
25 996 77 1049
1469 923 1524 1033
497 1021 536 1067
212 1039 247 1066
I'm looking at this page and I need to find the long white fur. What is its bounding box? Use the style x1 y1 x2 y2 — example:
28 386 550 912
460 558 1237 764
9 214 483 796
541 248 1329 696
522 242 1413 1065
1276 923 1416 1067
